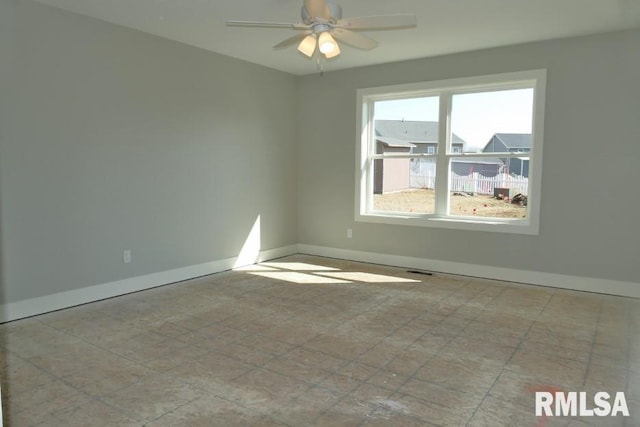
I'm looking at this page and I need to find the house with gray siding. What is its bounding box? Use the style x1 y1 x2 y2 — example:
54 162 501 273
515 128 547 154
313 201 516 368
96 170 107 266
482 133 531 176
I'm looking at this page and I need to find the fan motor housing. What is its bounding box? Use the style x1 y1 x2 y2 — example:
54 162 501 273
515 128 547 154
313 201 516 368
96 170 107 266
302 2 342 24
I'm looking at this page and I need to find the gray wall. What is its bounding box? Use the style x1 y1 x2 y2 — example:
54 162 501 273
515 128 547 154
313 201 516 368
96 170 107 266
0 0 298 304
297 29 640 284
0 0 16 308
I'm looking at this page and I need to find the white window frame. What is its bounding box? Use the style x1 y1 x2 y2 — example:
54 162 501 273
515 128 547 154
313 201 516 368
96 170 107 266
355 70 546 235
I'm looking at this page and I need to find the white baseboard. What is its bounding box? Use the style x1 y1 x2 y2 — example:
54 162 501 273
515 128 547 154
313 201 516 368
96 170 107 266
297 244 640 299
0 245 297 323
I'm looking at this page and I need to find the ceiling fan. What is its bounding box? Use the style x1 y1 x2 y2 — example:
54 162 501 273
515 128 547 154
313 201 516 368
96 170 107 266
226 0 417 60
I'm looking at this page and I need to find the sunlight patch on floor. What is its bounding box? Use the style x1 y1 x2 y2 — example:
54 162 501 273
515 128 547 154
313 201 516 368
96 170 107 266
260 262 340 271
244 261 423 286
249 272 352 284
233 265 278 272
317 272 420 283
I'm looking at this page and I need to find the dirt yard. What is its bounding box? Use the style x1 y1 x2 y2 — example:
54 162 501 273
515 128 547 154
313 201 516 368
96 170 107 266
373 189 527 219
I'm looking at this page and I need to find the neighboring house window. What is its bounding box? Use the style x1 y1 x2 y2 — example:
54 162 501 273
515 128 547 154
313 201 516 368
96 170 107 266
355 70 546 234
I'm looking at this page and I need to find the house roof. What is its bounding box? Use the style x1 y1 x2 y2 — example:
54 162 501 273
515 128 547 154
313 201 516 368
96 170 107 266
491 133 532 150
452 158 504 165
375 120 466 145
376 137 416 148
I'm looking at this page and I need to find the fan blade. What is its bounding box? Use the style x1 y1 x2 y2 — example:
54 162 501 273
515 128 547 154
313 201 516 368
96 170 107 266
304 0 331 19
332 28 378 50
273 33 309 50
337 14 417 31
226 20 309 30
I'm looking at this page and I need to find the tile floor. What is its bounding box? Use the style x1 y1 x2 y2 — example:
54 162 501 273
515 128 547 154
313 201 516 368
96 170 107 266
0 254 638 426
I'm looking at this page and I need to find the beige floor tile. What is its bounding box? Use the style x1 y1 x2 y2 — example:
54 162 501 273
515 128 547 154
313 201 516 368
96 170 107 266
467 395 560 427
313 399 368 427
258 321 321 346
360 413 437 426
386 392 471 425
584 362 629 391
4 379 92 426
459 321 529 347
145 395 268 426
355 340 408 369
236 333 295 357
337 361 379 381
70 361 157 398
104 330 188 363
591 342 629 366
413 331 454 353
213 341 278 366
487 368 557 410
2 322 85 359
262 355 332 385
568 417 627 427
303 333 376 360
102 374 206 422
397 377 484 413
440 335 517 363
230 368 309 409
157 312 215 332
366 369 410 391
144 343 211 372
519 338 590 364
414 353 504 394
508 345 588 381
170 352 254 386
48 399 140 427
382 345 434 376
273 386 343 425
317 372 364 396
0 353 56 396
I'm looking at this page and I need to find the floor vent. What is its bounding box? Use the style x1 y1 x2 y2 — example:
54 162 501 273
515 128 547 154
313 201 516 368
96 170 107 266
407 270 434 276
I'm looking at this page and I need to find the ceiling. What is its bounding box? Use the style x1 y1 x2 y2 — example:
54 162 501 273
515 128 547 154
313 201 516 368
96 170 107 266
34 0 640 76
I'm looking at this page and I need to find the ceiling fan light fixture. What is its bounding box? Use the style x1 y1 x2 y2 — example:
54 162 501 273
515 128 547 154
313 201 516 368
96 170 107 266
227 0 417 67
297 34 317 57
323 39 340 58
318 31 338 55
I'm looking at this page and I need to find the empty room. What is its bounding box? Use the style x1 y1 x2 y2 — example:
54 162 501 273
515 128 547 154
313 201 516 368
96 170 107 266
1 0 639 425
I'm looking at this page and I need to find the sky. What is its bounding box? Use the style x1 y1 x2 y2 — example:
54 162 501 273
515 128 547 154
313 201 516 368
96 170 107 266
374 88 534 149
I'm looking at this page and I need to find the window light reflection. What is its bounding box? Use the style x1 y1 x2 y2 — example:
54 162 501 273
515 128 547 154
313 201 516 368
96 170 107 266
242 259 426 286
260 262 340 271
250 272 351 284
234 265 279 272
318 272 420 283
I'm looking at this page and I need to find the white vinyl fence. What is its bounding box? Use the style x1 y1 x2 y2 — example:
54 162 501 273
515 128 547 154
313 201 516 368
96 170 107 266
449 172 528 195
410 161 528 195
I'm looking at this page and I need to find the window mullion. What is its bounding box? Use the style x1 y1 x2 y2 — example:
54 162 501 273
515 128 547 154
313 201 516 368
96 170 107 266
364 100 375 213
434 92 452 216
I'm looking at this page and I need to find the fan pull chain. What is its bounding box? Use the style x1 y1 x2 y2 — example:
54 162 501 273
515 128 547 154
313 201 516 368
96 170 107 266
316 56 324 75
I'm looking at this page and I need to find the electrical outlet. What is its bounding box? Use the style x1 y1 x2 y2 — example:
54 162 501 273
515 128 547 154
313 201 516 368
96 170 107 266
123 249 132 264
347 229 353 239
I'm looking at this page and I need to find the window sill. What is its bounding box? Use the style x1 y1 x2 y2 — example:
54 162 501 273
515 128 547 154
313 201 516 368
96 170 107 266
356 212 538 235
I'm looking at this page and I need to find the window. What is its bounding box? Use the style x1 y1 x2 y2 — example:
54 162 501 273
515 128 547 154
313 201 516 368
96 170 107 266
355 70 546 234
